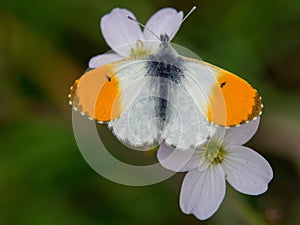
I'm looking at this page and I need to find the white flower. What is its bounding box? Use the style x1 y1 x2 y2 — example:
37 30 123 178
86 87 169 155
89 8 184 68
157 117 273 220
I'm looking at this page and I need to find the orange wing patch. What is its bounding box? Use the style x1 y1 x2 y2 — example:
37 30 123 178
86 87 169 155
206 69 262 127
69 64 122 122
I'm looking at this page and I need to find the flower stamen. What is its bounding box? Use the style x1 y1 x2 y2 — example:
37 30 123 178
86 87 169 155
130 40 151 56
203 141 226 165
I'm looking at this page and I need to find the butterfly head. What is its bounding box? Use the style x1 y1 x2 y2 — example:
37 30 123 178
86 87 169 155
160 34 170 42
159 34 170 48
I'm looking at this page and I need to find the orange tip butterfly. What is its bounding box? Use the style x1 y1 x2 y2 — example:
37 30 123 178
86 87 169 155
69 7 262 150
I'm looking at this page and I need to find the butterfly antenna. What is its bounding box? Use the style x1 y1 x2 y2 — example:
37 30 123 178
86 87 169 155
169 6 197 39
127 16 161 41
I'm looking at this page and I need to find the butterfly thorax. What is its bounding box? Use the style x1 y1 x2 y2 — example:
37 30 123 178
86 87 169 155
146 37 184 84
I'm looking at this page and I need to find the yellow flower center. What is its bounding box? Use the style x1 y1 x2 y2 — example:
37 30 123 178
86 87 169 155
130 40 151 56
203 141 226 165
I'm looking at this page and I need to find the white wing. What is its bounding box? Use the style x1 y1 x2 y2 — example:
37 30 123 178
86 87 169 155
107 59 160 149
159 78 212 150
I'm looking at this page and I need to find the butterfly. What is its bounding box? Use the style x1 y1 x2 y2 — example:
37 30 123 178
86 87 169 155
69 31 262 150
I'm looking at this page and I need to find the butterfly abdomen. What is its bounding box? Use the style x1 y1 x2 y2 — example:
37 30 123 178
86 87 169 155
146 46 184 125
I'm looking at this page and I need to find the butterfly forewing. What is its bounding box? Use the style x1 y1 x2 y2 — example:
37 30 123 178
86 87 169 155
182 57 262 127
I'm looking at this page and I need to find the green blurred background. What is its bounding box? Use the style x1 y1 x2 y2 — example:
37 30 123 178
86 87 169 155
1 0 300 224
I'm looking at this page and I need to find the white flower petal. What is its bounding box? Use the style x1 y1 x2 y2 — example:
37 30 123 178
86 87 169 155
222 146 273 195
209 125 226 145
101 8 143 56
157 142 199 172
88 53 123 68
143 8 183 41
180 165 226 220
198 155 209 172
224 117 260 146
